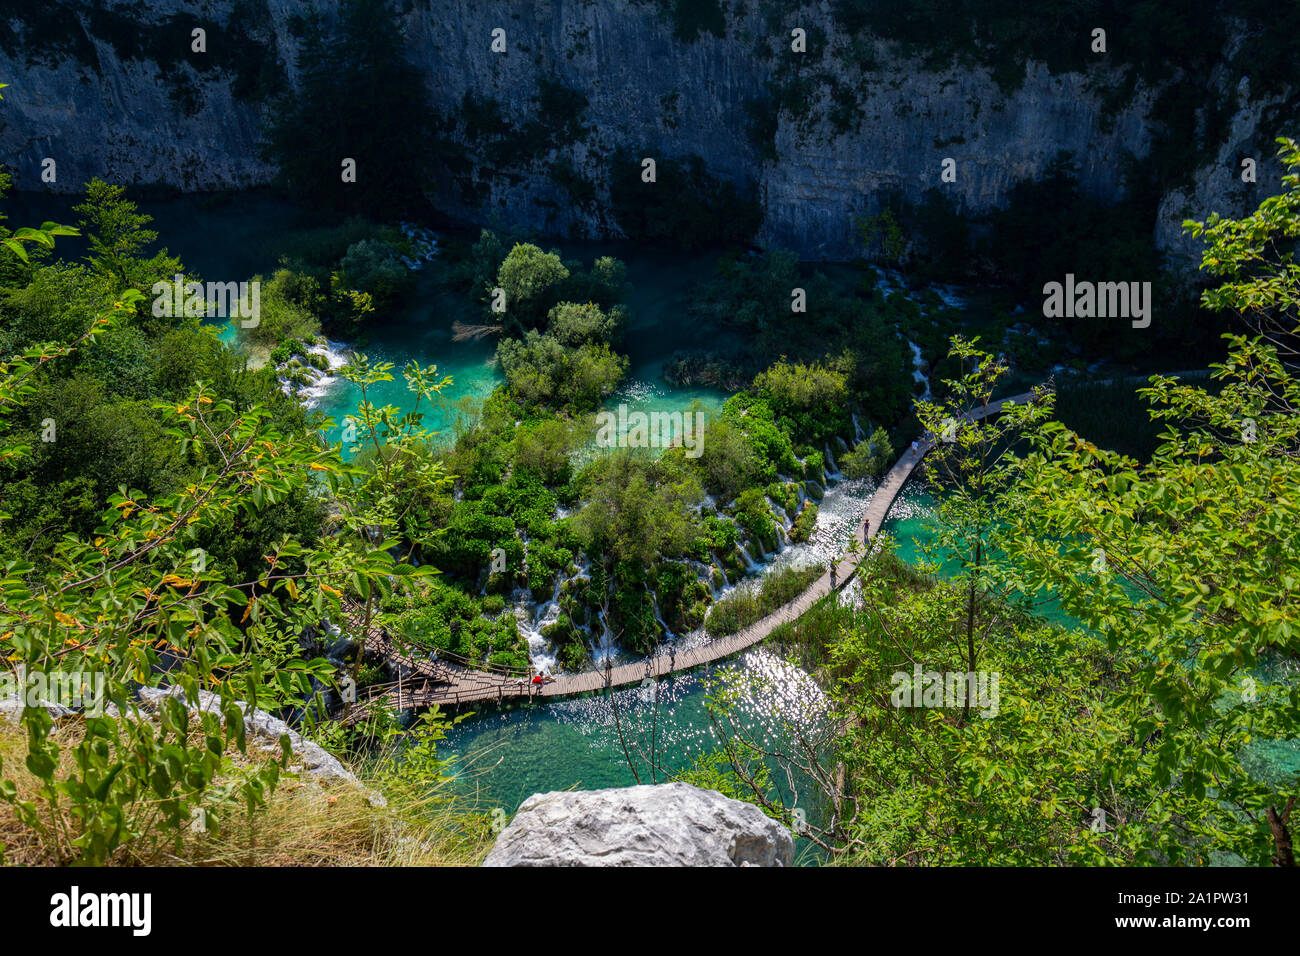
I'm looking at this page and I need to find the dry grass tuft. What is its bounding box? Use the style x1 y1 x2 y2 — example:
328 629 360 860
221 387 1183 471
0 717 496 867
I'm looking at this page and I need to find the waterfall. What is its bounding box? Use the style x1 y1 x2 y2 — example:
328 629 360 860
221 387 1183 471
397 221 440 271
768 496 793 528
737 543 762 573
851 412 866 443
591 607 617 664
823 443 843 480
777 506 794 532
569 553 592 585
909 341 932 400
651 591 675 641
280 339 350 408
509 569 568 673
710 552 730 589
515 607 558 674
690 558 723 601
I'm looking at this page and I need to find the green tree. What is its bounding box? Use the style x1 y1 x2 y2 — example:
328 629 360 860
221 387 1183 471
513 417 584 485
1007 141 1300 865
753 355 853 445
913 337 1048 719
496 330 626 412
494 243 569 332
72 179 182 295
840 426 894 479
573 449 702 568
547 300 621 346
338 239 414 307
854 205 905 267
692 418 761 502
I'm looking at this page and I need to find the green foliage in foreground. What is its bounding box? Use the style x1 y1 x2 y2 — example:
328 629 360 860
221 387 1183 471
1008 336 1300 866
0 306 425 863
996 143 1300 865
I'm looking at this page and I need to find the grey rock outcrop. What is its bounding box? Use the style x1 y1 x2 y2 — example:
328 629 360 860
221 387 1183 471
483 782 794 867
2 684 384 803
0 695 77 721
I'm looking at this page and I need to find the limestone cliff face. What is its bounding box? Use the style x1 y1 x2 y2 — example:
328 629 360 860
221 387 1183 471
0 0 1289 262
762 59 1157 258
1154 72 1291 267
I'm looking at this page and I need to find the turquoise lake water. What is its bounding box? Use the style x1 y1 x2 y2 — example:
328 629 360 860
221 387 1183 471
308 238 736 451
437 649 833 865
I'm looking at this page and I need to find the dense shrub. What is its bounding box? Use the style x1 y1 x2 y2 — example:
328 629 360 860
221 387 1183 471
497 330 626 412
384 583 527 667
753 356 853 445
338 239 414 306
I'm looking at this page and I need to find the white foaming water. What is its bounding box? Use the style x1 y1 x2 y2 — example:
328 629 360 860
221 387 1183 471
613 379 663 403
874 267 969 312
279 340 350 408
933 285 968 309
397 221 440 271
823 442 843 478
651 593 675 641
736 543 762 573
510 577 564 674
769 475 879 573
909 340 932 400
591 607 618 665
515 608 558 674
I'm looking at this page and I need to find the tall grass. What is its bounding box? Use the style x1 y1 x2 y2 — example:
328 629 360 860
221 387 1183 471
705 564 824 637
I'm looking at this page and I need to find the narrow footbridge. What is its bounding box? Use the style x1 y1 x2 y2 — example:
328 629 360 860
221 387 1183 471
341 389 1043 722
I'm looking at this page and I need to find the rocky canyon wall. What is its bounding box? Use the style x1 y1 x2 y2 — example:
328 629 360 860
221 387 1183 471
0 0 1291 262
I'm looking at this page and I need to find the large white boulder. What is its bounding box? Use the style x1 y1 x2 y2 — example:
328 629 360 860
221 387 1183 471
483 782 794 867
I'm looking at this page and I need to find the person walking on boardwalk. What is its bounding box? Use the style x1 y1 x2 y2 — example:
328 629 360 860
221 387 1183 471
830 562 837 590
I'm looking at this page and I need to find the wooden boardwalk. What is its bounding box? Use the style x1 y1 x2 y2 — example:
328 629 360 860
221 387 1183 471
342 390 1041 720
